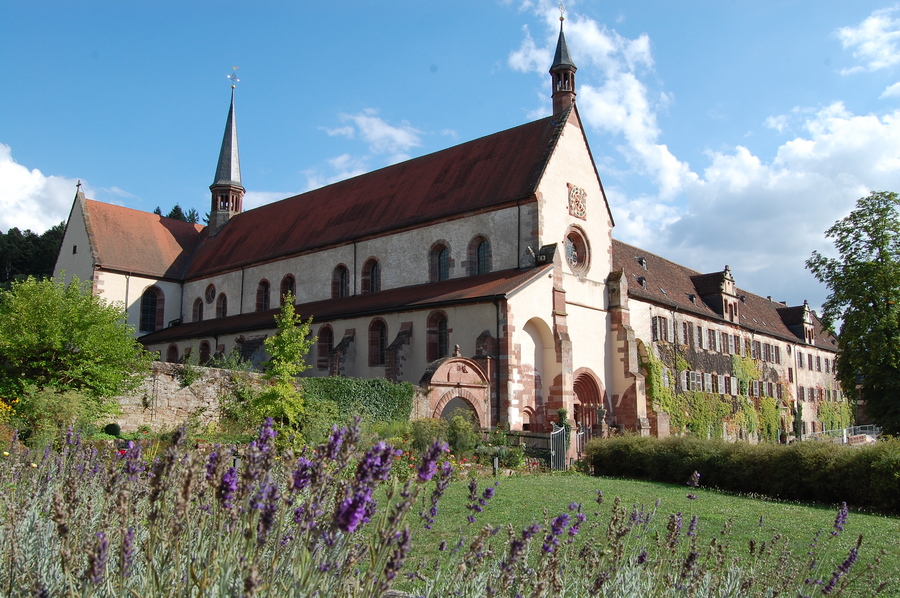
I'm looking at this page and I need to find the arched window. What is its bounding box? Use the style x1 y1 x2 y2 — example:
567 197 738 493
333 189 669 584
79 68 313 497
280 275 296 304
166 344 179 363
256 280 271 312
139 286 164 333
332 265 350 298
192 298 204 322
317 325 334 370
369 319 388 366
430 244 450 282
362 258 381 294
199 341 211 365
216 293 228 318
468 236 491 276
564 226 590 276
427 311 450 362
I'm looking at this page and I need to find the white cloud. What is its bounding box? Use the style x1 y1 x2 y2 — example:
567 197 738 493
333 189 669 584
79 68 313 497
325 109 421 161
0 143 79 233
881 81 900 98
837 5 900 74
507 6 900 312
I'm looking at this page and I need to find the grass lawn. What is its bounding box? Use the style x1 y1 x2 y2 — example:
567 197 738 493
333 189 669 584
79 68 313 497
401 472 900 593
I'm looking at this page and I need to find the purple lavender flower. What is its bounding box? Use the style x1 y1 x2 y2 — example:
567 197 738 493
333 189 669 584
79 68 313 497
543 513 571 552
417 441 448 482
205 448 220 482
687 514 698 537
832 502 848 537
325 425 346 461
822 546 859 595
123 441 144 478
217 467 238 509
121 526 135 578
255 481 280 544
595 489 604 506
86 532 109 584
292 457 315 492
665 512 683 549
257 417 277 451
636 549 648 564
569 502 580 511
334 488 374 533
356 442 401 486
384 527 412 581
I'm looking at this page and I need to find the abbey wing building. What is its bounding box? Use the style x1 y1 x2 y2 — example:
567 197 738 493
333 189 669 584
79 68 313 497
54 21 844 440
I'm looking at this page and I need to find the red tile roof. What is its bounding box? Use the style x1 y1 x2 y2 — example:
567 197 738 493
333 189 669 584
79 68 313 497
83 199 203 279
185 114 569 279
612 239 837 351
139 264 551 345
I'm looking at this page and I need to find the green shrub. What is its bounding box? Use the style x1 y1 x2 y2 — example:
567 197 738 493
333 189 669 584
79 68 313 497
411 418 449 452
299 377 414 423
448 414 478 458
10 385 115 447
586 434 900 511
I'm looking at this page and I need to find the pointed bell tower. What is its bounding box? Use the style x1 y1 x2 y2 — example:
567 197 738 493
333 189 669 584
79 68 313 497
209 70 244 233
550 6 577 115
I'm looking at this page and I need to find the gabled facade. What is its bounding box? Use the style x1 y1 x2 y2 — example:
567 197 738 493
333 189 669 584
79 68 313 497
54 18 846 443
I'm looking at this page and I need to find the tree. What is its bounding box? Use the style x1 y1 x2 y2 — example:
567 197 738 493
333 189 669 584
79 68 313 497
0 275 154 406
166 204 186 221
0 223 65 285
806 191 900 433
250 294 316 429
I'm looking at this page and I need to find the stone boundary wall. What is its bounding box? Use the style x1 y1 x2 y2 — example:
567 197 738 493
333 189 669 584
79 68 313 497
114 362 434 432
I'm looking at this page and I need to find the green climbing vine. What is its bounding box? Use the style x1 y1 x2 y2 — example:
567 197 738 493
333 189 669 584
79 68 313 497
727 395 759 439
818 399 852 431
641 349 677 420
759 396 781 443
731 355 760 396
682 391 732 438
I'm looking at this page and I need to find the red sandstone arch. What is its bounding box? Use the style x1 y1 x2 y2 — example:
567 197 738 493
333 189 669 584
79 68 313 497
420 357 490 428
573 368 608 432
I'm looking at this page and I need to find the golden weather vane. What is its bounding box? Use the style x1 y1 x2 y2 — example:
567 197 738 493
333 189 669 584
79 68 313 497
227 66 240 88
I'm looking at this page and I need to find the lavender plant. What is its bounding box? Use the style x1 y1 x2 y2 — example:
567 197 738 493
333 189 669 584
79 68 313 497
0 422 892 598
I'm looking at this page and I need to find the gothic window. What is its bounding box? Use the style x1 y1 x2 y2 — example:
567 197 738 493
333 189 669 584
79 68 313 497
166 344 179 363
256 280 271 312
199 341 211 365
468 236 491 276
280 275 296 304
317 325 334 370
430 244 450 282
139 286 164 333
369 319 388 366
427 311 449 362
332 265 350 298
192 298 203 322
216 293 228 318
362 258 381 293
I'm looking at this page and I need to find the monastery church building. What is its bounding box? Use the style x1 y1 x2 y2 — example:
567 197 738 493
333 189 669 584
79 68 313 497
54 19 843 440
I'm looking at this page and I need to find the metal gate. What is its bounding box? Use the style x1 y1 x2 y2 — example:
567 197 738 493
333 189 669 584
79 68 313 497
550 422 568 471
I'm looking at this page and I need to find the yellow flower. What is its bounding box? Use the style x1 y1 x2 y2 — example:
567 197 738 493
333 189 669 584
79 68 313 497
2 452 8 456
30 463 37 468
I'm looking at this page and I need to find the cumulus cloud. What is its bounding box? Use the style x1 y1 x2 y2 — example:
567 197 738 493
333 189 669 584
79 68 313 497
0 143 79 233
324 109 422 161
508 3 900 312
881 81 900 98
510 3 694 202
837 5 900 74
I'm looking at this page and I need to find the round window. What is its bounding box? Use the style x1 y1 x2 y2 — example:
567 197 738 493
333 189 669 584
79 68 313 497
564 228 590 275
205 284 216 304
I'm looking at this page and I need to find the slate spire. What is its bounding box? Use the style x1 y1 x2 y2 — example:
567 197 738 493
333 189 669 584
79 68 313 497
550 9 577 115
209 73 245 233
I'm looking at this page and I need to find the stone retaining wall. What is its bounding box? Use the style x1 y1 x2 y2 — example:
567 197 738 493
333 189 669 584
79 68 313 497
114 362 433 432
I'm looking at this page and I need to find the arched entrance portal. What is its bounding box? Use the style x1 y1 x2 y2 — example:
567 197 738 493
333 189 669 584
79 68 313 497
440 396 479 422
420 356 490 429
573 369 606 434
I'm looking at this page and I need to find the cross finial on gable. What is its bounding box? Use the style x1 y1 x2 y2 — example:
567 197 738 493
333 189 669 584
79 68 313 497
559 3 566 22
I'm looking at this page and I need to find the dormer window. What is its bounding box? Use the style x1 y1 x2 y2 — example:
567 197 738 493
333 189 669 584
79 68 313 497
637 257 647 269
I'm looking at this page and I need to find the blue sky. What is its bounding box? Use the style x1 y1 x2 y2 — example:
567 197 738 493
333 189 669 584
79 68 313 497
2 1 900 315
